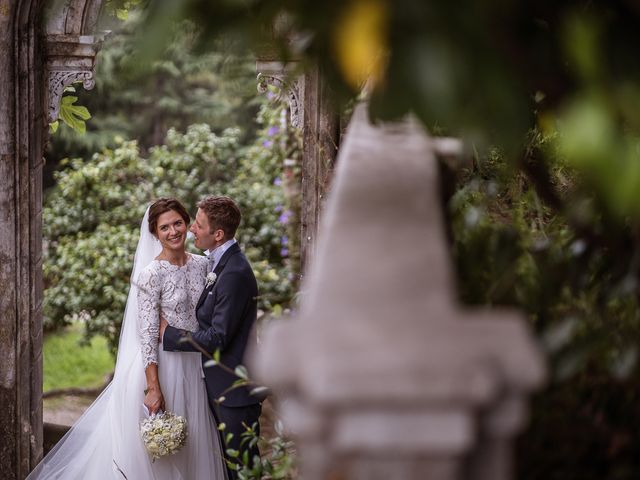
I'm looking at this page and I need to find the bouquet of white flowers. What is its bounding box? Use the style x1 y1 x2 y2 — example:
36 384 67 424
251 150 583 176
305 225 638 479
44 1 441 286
140 411 188 461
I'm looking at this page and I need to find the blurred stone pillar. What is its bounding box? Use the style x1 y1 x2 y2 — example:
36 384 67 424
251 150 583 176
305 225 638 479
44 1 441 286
253 102 545 480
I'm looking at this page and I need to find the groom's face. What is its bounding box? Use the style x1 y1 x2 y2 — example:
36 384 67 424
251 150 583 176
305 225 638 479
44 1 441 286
191 208 222 251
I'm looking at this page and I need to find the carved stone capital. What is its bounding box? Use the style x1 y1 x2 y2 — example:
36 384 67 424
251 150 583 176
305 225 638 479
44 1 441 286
45 33 109 123
46 69 95 123
256 62 304 129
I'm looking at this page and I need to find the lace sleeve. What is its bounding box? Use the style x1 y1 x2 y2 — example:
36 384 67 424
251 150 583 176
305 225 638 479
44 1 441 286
136 265 161 369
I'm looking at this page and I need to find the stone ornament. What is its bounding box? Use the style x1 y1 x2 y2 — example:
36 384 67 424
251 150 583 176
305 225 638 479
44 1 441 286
47 70 95 123
45 33 108 124
256 62 304 129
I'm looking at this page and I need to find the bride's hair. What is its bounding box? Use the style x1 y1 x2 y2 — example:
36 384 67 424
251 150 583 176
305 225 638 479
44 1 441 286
148 197 191 234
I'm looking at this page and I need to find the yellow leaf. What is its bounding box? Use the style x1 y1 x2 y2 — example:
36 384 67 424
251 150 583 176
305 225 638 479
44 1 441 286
333 0 388 90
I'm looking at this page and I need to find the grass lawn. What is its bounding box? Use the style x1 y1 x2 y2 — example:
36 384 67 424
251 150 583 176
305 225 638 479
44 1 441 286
43 323 115 392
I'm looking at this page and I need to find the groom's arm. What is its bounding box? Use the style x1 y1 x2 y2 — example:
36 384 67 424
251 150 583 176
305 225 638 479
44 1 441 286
162 271 252 354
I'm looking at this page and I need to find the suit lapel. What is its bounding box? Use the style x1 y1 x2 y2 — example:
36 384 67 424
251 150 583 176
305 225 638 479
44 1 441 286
195 285 210 312
214 243 240 274
195 243 241 312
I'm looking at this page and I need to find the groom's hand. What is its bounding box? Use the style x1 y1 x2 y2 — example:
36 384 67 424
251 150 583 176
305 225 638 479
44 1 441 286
159 316 168 343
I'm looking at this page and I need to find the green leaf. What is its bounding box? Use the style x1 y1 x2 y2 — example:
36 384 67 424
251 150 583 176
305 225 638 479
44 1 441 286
249 385 269 397
231 379 248 389
116 8 129 20
225 459 239 470
226 448 239 458
49 121 59 134
59 95 91 134
234 365 249 380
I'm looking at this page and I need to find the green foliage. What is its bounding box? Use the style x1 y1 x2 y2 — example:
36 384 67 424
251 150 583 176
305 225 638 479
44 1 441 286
517 373 640 480
104 0 145 19
43 322 115 392
450 133 640 377
226 101 303 307
447 132 640 477
58 93 92 134
47 12 258 168
225 420 296 480
45 101 301 352
133 0 640 226
45 224 138 341
49 85 92 135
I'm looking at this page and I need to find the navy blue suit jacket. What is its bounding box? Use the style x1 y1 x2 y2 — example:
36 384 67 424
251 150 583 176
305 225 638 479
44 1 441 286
162 243 262 407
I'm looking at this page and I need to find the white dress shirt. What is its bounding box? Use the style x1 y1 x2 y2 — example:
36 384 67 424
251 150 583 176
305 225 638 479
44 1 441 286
205 238 237 273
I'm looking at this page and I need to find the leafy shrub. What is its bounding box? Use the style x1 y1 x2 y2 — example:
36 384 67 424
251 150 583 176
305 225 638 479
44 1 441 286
44 100 301 352
446 132 640 478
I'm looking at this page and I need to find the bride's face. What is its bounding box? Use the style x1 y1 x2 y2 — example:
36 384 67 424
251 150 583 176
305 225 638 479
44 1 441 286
156 210 188 252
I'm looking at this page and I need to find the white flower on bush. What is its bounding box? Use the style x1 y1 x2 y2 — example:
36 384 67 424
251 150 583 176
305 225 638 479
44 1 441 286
205 272 217 288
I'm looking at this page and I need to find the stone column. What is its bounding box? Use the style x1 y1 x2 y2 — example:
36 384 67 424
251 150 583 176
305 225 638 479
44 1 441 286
300 65 339 272
252 102 546 479
0 1 106 477
256 61 339 275
0 1 45 477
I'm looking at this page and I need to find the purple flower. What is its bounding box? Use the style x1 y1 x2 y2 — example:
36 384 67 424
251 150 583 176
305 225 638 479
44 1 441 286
281 235 289 246
278 209 293 225
266 91 276 100
280 248 289 257
273 176 282 186
262 140 273 148
267 126 279 136
275 204 283 213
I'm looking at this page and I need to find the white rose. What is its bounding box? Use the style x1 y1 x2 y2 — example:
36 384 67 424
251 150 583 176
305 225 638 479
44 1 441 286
205 272 217 287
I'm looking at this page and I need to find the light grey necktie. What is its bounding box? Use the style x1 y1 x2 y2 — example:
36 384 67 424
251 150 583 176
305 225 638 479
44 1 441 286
207 255 215 273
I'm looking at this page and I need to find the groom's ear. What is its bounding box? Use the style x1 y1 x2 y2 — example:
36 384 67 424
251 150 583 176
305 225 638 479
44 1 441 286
213 229 225 242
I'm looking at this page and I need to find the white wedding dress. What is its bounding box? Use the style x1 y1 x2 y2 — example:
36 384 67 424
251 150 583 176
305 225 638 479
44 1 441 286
27 209 227 480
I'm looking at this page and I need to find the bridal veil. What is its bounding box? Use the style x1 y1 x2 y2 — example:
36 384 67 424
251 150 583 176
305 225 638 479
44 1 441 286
27 207 162 479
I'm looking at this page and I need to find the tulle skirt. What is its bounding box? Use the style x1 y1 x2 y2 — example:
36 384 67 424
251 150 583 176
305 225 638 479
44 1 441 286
27 348 227 480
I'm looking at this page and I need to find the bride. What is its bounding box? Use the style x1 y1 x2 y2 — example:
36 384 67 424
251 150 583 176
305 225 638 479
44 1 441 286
28 198 228 479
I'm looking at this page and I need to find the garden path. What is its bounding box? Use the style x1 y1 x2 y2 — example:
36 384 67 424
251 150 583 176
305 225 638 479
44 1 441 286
43 395 97 426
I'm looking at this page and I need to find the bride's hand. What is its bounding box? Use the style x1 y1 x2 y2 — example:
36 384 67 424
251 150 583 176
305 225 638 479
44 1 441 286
144 385 165 415
159 316 168 343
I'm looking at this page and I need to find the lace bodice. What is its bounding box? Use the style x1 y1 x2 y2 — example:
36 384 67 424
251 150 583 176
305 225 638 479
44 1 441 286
136 253 208 368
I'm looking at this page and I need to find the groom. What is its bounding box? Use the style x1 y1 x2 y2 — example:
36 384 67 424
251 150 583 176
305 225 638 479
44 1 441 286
160 195 263 477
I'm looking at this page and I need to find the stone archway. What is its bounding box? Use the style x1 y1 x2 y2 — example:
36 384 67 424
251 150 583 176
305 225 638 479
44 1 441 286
0 1 105 477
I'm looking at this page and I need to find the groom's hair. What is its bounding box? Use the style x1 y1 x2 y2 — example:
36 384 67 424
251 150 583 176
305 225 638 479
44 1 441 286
148 197 191 235
197 196 241 239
